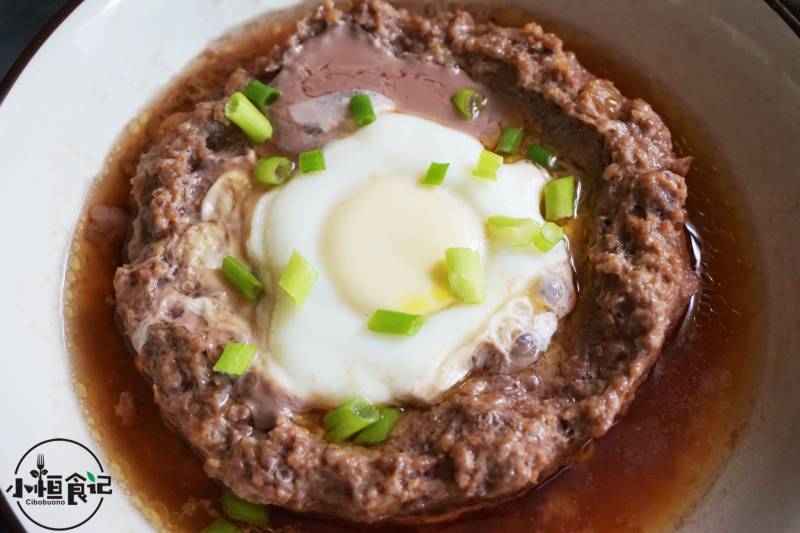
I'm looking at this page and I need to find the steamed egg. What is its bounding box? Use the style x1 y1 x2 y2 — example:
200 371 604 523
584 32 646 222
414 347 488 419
245 113 572 407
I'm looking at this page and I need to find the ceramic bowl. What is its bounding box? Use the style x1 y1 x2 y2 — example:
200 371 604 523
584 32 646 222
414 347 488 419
0 1 797 531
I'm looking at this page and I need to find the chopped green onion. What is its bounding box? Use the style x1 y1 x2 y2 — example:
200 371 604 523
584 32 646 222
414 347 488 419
496 127 525 154
213 343 257 376
527 144 557 168
202 518 241 533
444 247 484 304
421 162 449 186
354 408 401 445
298 149 326 173
544 175 575 221
532 222 565 252
452 88 487 120
222 491 269 529
473 149 503 180
222 256 264 301
368 309 425 336
487 216 540 247
324 398 380 443
244 80 281 107
254 156 294 186
224 92 273 143
349 93 377 127
278 250 318 305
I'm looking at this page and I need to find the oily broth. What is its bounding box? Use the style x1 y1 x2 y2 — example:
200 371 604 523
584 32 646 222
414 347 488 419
65 4 761 532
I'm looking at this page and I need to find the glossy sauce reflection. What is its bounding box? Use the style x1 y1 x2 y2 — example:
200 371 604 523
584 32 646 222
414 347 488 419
66 5 761 532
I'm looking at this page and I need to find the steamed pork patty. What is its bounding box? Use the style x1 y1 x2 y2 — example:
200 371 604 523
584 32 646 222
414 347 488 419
114 0 697 522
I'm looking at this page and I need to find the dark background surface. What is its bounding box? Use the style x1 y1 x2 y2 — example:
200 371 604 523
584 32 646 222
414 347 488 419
0 0 72 82
0 0 798 532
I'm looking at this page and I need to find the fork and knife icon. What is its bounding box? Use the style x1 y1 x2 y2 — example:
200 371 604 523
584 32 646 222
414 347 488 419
26 453 47 492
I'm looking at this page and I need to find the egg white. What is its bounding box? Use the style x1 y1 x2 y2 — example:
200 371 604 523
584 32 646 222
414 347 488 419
247 113 570 407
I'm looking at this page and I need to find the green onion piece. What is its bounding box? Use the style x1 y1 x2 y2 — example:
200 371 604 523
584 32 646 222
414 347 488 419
254 156 294 186
444 247 485 304
496 127 525 154
349 93 377 127
354 408 401 445
244 80 281 107
324 398 380 443
532 222 565 252
222 256 264 301
487 216 541 247
473 149 503 180
213 343 258 376
527 144 557 168
544 175 575 221
452 88 487 120
421 162 449 186
202 518 241 533
368 309 425 336
222 491 269 529
278 250 318 305
298 149 326 173
224 92 273 143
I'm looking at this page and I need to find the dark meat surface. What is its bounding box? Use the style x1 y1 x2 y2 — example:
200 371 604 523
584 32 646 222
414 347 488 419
114 0 697 522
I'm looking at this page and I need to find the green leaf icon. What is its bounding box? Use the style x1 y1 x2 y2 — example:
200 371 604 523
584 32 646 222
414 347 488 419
86 471 96 483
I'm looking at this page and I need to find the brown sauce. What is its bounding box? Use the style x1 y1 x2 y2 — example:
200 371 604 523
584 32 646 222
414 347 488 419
65 4 762 532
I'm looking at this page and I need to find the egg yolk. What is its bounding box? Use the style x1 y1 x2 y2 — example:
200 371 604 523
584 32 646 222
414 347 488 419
322 177 486 315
